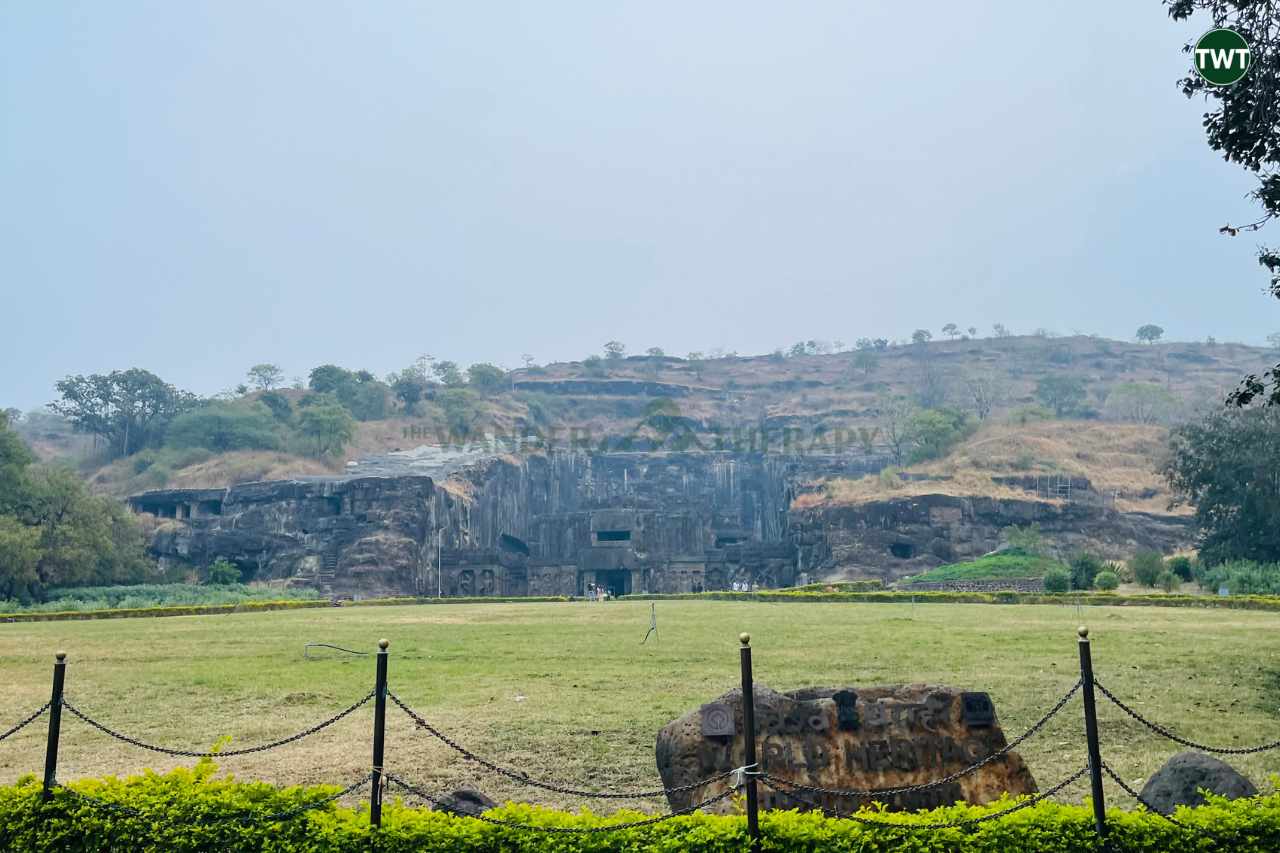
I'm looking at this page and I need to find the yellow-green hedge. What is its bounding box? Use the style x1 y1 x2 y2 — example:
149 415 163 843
624 589 1280 612
2 764 1279 851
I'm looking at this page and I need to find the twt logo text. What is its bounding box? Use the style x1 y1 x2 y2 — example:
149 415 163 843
1193 29 1251 86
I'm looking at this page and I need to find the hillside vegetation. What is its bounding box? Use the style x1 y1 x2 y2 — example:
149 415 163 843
13 333 1277 497
801 420 1180 515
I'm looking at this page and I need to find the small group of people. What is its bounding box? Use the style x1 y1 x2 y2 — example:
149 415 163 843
585 582 611 601
731 581 758 592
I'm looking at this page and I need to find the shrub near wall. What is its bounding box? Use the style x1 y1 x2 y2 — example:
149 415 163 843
4 768 1280 852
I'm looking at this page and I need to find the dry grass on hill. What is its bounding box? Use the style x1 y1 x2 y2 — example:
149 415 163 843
800 421 1182 515
91 451 337 496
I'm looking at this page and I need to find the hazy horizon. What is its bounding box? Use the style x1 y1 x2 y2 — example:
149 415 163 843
4 2 1278 411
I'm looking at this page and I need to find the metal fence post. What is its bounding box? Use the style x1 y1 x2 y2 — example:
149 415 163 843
370 638 389 827
739 633 761 853
1077 626 1108 846
41 651 67 800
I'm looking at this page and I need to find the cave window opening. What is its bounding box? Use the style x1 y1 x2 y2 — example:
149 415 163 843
890 542 915 559
595 530 631 542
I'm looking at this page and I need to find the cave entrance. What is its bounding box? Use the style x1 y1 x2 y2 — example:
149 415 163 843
890 542 916 559
594 569 631 598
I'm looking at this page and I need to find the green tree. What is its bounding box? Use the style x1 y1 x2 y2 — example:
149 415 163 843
307 364 355 395
246 364 283 391
51 369 195 457
1034 376 1087 417
1136 324 1164 344
466 363 507 394
258 391 293 422
941 323 959 340
431 360 465 388
0 411 35 515
1129 551 1165 587
1168 2 1280 405
1164 407 1280 564
298 402 356 457
1043 567 1070 593
390 369 429 412
165 402 282 452
645 347 665 358
911 329 932 345
1094 570 1119 591
1069 553 1104 590
905 407 973 463
205 558 241 585
603 341 626 360
346 381 389 421
438 388 481 439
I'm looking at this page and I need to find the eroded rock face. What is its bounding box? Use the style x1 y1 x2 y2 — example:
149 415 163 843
656 683 1036 814
1139 751 1257 813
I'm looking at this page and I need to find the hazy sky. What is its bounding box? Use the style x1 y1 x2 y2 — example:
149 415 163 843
2 2 1275 410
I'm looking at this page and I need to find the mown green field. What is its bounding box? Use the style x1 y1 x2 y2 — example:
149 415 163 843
1 600 1277 813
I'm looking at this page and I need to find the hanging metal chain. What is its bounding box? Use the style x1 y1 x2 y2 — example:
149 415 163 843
1096 680 1280 755
384 772 737 833
61 689 375 758
761 680 1081 799
759 766 1088 831
53 773 372 824
387 690 733 798
0 702 50 743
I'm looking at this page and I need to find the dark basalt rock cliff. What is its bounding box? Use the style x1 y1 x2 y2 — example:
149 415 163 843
132 451 855 598
793 491 1192 585
130 451 1193 596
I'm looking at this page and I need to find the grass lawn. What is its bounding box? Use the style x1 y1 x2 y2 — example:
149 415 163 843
903 552 1067 584
1 600 1278 813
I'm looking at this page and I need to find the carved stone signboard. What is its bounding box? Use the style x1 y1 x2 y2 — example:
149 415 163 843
655 683 1037 814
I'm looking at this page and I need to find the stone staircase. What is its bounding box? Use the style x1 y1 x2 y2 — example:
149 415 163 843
317 550 338 596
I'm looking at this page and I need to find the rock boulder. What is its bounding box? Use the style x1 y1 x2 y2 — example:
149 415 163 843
1138 751 1257 813
656 683 1036 814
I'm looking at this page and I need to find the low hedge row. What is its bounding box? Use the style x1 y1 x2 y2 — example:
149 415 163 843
7 586 1279 624
0 596 575 624
2 765 1279 851
0 598 332 624
623 588 1280 612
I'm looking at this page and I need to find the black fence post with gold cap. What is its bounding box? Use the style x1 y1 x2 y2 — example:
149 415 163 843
370 638 389 827
738 633 761 853
1077 626 1107 845
41 651 67 800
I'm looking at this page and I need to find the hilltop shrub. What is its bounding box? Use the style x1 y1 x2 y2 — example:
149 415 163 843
1005 524 1044 556
6 767 1280 852
1094 570 1119 590
205 559 241 585
1166 555 1195 582
1129 551 1164 587
1198 561 1280 595
1068 553 1103 590
1043 567 1071 593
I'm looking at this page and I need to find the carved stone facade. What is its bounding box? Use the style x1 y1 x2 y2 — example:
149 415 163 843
130 451 828 597
656 683 1037 814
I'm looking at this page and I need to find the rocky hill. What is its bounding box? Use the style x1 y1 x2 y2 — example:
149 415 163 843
78 334 1279 497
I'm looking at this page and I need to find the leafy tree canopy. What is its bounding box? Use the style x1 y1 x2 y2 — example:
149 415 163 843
1164 407 1280 564
51 369 195 458
1169 1 1280 403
